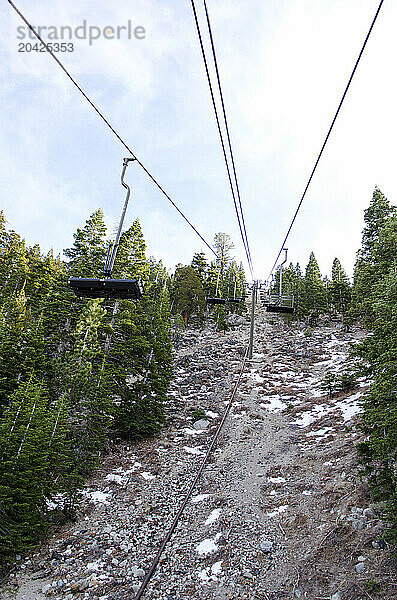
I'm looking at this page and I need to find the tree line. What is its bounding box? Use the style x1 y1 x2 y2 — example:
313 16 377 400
0 215 246 563
273 186 396 543
170 232 246 330
0 209 173 561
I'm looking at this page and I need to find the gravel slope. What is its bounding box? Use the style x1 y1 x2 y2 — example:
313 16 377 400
1 304 396 600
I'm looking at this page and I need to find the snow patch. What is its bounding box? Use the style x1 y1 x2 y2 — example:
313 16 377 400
141 472 156 481
205 411 219 419
260 395 287 413
83 490 112 504
183 428 201 435
307 427 334 437
192 494 210 503
197 560 223 583
266 505 289 517
335 392 362 421
196 538 218 555
105 474 123 485
184 446 205 456
205 508 222 526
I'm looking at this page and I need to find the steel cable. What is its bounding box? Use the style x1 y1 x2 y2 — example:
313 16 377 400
6 0 216 257
189 0 254 278
133 345 249 599
267 0 385 281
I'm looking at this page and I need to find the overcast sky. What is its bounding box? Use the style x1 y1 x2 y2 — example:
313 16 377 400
1 0 396 281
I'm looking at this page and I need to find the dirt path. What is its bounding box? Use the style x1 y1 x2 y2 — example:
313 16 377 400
1 304 395 600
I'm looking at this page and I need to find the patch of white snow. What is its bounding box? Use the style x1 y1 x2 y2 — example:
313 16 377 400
205 508 222 526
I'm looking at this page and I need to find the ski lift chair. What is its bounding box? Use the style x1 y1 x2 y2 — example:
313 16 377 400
69 277 143 300
206 297 226 305
69 158 143 301
266 294 294 314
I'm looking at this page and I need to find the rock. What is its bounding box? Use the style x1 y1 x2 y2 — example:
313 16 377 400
227 315 246 327
260 539 273 553
351 519 365 531
242 570 253 579
70 578 90 592
372 538 386 549
131 566 145 578
355 562 365 574
363 507 376 518
331 593 342 600
351 506 363 515
193 419 210 430
200 385 207 393
42 583 52 594
357 555 365 562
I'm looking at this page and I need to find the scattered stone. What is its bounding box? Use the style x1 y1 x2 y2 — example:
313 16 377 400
372 538 386 549
351 519 365 531
193 419 211 430
70 578 90 592
355 562 365 574
130 566 145 578
260 539 274 553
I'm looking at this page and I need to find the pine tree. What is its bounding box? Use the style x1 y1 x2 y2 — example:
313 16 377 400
302 252 327 323
172 266 206 327
191 252 208 286
64 209 107 277
0 379 70 559
351 187 396 325
329 258 351 315
351 194 397 542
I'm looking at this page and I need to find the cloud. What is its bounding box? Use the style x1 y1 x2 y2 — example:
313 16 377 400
1 0 396 280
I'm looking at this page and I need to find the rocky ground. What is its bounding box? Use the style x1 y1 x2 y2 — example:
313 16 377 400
1 301 396 600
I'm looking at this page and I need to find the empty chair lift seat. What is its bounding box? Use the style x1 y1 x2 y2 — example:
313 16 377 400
266 294 294 314
206 297 226 305
69 277 143 300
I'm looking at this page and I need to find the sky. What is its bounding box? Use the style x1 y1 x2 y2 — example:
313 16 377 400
1 0 396 282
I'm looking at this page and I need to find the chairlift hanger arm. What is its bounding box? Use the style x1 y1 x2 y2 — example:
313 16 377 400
104 158 136 277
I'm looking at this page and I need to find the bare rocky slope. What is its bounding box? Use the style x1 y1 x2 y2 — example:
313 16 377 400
1 304 396 600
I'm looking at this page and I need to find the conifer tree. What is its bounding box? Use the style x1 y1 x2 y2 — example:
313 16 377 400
191 252 208 286
0 379 70 559
172 266 206 327
329 258 351 314
351 187 396 325
353 217 397 538
302 252 327 322
64 209 107 277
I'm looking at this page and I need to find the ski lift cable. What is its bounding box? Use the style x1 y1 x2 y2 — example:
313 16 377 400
189 0 254 278
133 345 249 600
266 0 385 283
201 0 254 275
6 0 216 258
